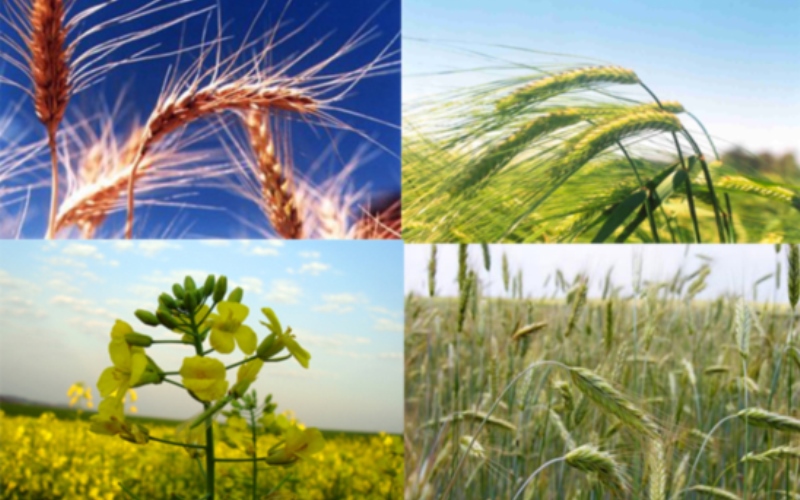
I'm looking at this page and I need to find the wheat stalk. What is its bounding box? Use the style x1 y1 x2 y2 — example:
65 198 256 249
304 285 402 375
428 245 438 297
242 110 303 239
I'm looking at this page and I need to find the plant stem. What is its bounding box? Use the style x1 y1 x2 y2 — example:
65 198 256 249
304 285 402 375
150 435 205 449
250 406 258 499
152 340 192 345
163 378 185 389
44 130 59 239
205 402 215 499
226 356 259 370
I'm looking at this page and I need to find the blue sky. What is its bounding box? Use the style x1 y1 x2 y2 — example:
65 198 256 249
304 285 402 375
406 244 792 305
0 240 404 433
0 0 399 238
404 0 799 156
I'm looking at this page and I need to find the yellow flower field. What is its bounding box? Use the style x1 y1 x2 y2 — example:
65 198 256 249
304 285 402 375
0 411 403 499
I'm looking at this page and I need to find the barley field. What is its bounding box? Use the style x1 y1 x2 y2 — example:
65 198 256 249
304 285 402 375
405 244 800 499
0 407 403 499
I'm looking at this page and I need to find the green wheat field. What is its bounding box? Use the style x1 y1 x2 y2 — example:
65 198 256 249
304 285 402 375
405 244 800 499
403 65 800 243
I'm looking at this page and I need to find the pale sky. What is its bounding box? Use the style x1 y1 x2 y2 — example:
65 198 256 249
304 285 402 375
404 0 799 157
405 244 791 305
0 240 403 433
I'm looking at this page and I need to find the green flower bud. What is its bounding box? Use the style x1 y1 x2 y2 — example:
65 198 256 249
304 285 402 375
184 276 197 292
172 284 185 299
213 276 228 302
193 289 204 306
134 310 160 327
227 287 244 303
203 275 216 297
125 333 153 347
256 333 284 361
159 293 177 310
156 308 180 329
183 290 197 312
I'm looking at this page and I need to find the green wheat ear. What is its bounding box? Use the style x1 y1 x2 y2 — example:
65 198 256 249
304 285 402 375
737 408 800 433
564 444 629 497
741 446 800 463
569 366 660 439
685 485 742 500
496 66 640 113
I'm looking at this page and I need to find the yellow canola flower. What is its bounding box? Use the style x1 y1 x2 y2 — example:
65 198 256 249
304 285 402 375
264 425 325 465
208 302 257 355
180 356 229 402
89 398 148 444
260 308 311 368
232 358 264 397
97 320 148 398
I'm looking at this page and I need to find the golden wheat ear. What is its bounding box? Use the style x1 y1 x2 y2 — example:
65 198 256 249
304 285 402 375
1 0 212 238
242 110 303 239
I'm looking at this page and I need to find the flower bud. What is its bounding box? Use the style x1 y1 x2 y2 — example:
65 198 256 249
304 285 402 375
134 310 160 327
157 308 180 329
203 275 216 297
183 290 196 312
213 276 228 302
125 333 153 347
159 293 177 310
256 333 284 361
227 287 244 303
184 276 197 292
172 284 185 299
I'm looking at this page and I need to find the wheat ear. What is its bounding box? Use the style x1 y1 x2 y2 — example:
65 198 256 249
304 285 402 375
53 126 149 237
569 366 660 438
741 446 800 463
496 66 640 112
28 0 71 238
789 244 799 310
737 408 800 433
242 110 302 239
125 84 317 238
564 445 629 497
647 439 666 500
511 321 548 341
685 485 741 500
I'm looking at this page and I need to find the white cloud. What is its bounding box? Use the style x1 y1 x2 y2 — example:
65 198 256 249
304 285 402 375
322 293 360 304
138 241 180 257
312 304 355 314
115 241 179 257
238 277 264 295
50 295 117 319
299 251 321 259
201 240 231 247
373 318 403 333
312 293 362 314
42 256 88 269
369 306 400 318
63 243 104 260
298 262 330 276
249 246 279 257
264 280 302 304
